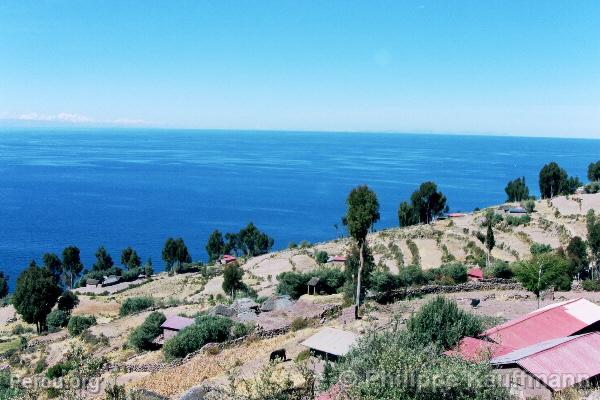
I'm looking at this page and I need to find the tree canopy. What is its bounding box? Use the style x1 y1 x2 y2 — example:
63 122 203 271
0 271 8 299
92 246 114 271
161 237 192 270
62 246 84 288
398 181 448 227
227 223 274 257
566 236 588 278
505 177 530 202
42 252 62 283
206 229 226 262
222 263 245 297
588 210 600 277
121 246 141 269
13 263 62 333
539 162 581 198
345 185 380 244
588 161 600 182
514 253 573 301
398 201 418 227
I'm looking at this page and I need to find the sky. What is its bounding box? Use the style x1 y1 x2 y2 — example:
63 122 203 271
0 1 599 137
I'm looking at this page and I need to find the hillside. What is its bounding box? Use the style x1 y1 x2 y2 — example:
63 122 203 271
0 193 599 399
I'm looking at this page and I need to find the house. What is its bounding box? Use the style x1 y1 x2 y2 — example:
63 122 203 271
327 255 346 266
506 206 527 214
102 275 121 287
481 298 600 350
467 267 484 281
160 315 195 340
219 254 237 265
85 278 100 287
491 333 600 400
444 337 513 362
307 277 320 295
301 327 359 360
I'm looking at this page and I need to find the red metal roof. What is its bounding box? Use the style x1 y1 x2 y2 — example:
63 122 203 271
161 315 195 331
222 254 236 261
328 255 346 262
444 337 513 362
492 332 600 391
483 298 600 350
467 267 484 279
447 213 466 218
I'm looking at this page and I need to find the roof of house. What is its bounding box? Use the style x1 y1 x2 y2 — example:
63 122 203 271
221 254 236 261
301 327 359 357
161 316 195 331
307 277 320 286
447 212 467 218
507 207 527 213
444 337 513 362
467 267 484 279
327 255 346 263
102 275 121 285
483 298 600 350
491 332 600 391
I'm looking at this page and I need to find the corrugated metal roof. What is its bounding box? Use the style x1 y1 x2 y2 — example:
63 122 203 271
483 298 600 349
444 337 513 362
301 327 359 357
492 332 600 391
161 316 195 331
467 267 484 279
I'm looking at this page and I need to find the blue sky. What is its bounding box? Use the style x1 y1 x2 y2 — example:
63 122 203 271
0 1 599 137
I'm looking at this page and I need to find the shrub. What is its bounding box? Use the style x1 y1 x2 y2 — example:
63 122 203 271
583 280 600 292
407 296 483 349
67 315 97 336
295 349 310 363
399 265 426 286
121 268 141 282
438 262 468 283
315 251 328 264
46 309 70 329
119 296 154 316
57 291 79 312
231 322 253 339
34 357 47 374
523 199 536 213
506 214 531 226
490 261 513 279
11 324 33 335
585 182 600 194
162 315 232 359
290 317 309 332
80 330 109 346
276 268 346 299
129 312 166 351
46 361 73 379
530 243 553 255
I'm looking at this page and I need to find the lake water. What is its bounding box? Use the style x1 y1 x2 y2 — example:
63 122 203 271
1 129 598 289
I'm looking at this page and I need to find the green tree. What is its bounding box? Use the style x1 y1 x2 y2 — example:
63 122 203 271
236 223 274 257
410 181 448 224
588 210 600 279
505 177 530 202
0 271 8 299
344 185 380 318
57 291 79 312
13 263 62 333
92 246 114 271
42 252 62 283
120 246 141 269
538 162 580 198
588 161 600 182
162 237 192 271
514 253 572 307
62 246 84 288
129 311 166 351
397 201 418 227
222 263 244 297
315 250 328 264
485 221 495 268
206 230 226 262
566 236 588 279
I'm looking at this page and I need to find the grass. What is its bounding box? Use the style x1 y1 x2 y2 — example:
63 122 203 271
0 338 22 353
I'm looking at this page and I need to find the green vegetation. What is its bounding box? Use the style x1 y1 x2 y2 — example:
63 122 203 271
67 315 97 336
315 250 328 264
588 160 600 182
322 298 509 400
162 315 233 359
57 290 79 312
523 199 536 213
505 177 530 202
398 181 448 226
119 296 155 316
485 220 495 268
344 185 380 317
121 246 141 269
47 309 70 329
514 252 573 303
530 242 552 255
206 229 226 262
62 246 84 288
539 161 581 198
162 237 192 271
406 239 420 266
489 261 513 279
566 236 588 278
129 311 166 350
588 210 600 279
0 272 8 299
276 267 345 299
13 262 62 333
222 263 245 297
505 214 531 226
290 317 309 331
582 280 600 292
224 222 275 257
42 252 62 283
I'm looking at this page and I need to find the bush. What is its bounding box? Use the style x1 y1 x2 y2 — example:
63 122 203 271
46 361 73 379
231 322 253 339
290 317 309 332
11 324 33 335
315 251 328 264
490 261 513 279
425 262 468 285
506 214 531 226
276 268 346 299
585 182 600 194
121 268 141 282
129 312 166 351
582 280 600 292
523 199 536 213
46 309 70 329
67 315 97 336
530 243 553 255
407 296 483 349
163 315 232 359
57 291 79 312
119 296 154 316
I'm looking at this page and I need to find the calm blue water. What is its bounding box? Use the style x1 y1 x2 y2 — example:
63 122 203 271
1 129 599 289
